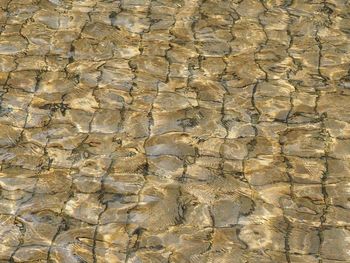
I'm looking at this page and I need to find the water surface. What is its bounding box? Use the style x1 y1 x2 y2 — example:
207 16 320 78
0 0 350 262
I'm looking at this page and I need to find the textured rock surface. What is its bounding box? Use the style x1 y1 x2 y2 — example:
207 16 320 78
0 0 350 262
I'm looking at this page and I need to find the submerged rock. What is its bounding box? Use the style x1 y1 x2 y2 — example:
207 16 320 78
0 0 349 262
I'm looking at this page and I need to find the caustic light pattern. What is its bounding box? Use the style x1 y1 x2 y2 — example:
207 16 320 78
0 0 350 262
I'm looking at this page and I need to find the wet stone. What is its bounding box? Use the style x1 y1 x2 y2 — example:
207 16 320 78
0 35 27 54
0 0 349 262
282 129 325 157
90 109 122 133
64 193 105 224
321 228 350 261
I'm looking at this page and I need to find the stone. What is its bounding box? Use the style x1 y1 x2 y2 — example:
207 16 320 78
0 35 27 54
0 1 349 261
90 109 122 133
212 199 241 227
321 228 350 261
282 130 325 157
64 193 105 224
145 132 196 157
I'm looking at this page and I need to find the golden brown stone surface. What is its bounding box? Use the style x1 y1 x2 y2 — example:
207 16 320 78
0 0 350 262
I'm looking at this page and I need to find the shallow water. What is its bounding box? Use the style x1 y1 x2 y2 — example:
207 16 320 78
0 0 350 262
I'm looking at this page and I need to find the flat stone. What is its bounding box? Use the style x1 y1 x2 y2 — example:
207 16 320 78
0 1 349 261
0 35 27 54
212 199 241 227
90 109 122 133
321 228 350 261
64 193 105 224
145 132 196 157
282 130 325 157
